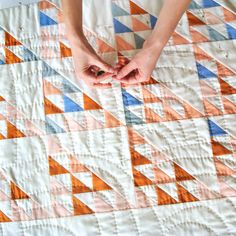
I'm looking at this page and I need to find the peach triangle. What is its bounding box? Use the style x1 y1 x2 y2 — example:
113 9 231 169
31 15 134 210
165 106 182 121
38 1 54 10
60 42 72 57
130 1 147 14
142 87 161 103
96 38 115 53
187 11 206 26
211 139 232 156
200 80 217 96
48 156 69 175
71 175 91 194
203 99 223 116
223 8 236 22
130 147 151 166
83 94 102 110
174 163 195 181
177 183 199 203
184 103 203 118
104 110 122 128
144 106 162 123
214 158 236 176
7 121 25 139
69 155 89 173
5 31 21 46
204 11 223 24
92 173 112 191
44 97 63 115
220 78 236 95
5 48 22 64
10 181 29 200
133 168 153 186
0 211 11 222
193 45 212 61
131 16 150 31
73 196 94 215
43 80 61 95
172 31 190 45
190 28 209 43
216 62 235 77
154 167 173 184
128 127 146 145
223 97 236 114
156 186 178 205
116 35 135 51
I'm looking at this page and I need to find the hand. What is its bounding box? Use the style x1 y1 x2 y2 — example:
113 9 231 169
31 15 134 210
69 35 115 88
114 40 162 85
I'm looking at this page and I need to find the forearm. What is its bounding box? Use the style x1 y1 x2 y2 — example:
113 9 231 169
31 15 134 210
145 0 191 51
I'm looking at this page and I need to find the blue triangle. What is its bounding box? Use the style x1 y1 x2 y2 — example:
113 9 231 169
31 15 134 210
134 33 145 49
0 59 4 65
208 119 227 136
113 18 133 33
112 3 129 17
40 11 57 26
196 63 217 79
23 48 38 61
150 15 157 29
45 117 65 134
203 0 220 8
226 24 236 40
42 62 59 77
64 95 83 113
124 108 144 125
62 78 81 93
122 89 143 106
208 26 227 41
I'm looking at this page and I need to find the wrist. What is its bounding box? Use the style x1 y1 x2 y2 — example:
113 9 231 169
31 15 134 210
143 33 165 54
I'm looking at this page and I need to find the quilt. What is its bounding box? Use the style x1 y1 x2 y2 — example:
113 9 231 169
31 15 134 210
0 0 235 235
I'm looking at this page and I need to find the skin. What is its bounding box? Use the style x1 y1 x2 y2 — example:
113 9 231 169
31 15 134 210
61 0 192 87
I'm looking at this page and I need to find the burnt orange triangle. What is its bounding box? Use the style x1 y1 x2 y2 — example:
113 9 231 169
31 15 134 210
60 42 72 57
131 16 150 31
193 45 212 61
223 8 236 22
7 121 25 139
216 62 235 77
73 196 94 215
5 31 21 46
44 97 63 115
10 181 29 200
92 173 112 191
203 99 223 116
144 106 162 123
156 186 178 205
43 80 61 95
0 133 5 140
104 110 122 128
0 96 5 101
187 11 206 26
5 48 22 64
220 78 236 95
177 183 199 203
48 156 69 175
130 1 147 14
0 211 11 222
223 97 236 114
83 94 102 110
133 168 153 186
211 139 232 156
116 35 135 51
142 87 161 103
71 175 91 194
141 77 158 85
190 28 209 43
174 163 195 181
165 106 182 121
155 167 173 184
128 128 146 145
130 147 151 166
172 32 190 45
96 38 115 53
214 158 236 176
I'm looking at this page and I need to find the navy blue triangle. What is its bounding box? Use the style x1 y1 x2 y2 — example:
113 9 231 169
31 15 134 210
42 62 59 77
196 63 217 79
203 0 220 8
226 24 236 40
113 18 133 33
112 3 129 17
45 117 65 134
208 119 227 136
64 95 83 113
150 15 157 29
122 89 143 106
124 108 144 125
40 11 57 26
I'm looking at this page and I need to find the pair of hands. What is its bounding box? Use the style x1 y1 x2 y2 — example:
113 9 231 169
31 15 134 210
70 35 161 88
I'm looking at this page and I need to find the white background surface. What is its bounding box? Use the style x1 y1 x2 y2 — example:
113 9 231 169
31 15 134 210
0 0 38 9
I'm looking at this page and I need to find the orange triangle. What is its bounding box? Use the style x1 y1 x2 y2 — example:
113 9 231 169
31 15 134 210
128 128 146 145
174 163 195 181
172 31 190 45
130 147 151 166
92 173 112 191
156 186 178 205
214 158 236 176
220 78 236 95
5 48 22 64
0 211 11 222
177 183 199 203
216 62 235 77
144 106 162 123
133 168 153 186
211 139 232 156
7 121 25 139
154 167 173 184
187 11 206 26
184 103 203 118
60 42 72 57
96 38 115 53
165 106 182 121
5 31 21 46
193 44 212 61
48 156 69 175
43 80 61 95
131 16 150 31
116 35 135 51
142 87 161 103
104 110 122 128
223 8 236 22
38 1 54 10
190 28 209 43
10 181 29 200
73 196 94 215
71 175 91 194
203 99 223 116
0 96 5 101
0 133 5 140
223 97 236 114
44 97 63 115
83 94 102 110
141 77 158 85
130 1 147 14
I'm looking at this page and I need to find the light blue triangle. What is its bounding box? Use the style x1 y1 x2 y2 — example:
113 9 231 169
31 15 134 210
0 59 4 65
113 18 133 33
226 24 236 40
64 95 83 113
40 11 57 26
122 89 143 106
42 62 59 77
208 26 227 41
23 48 38 61
134 33 145 49
203 0 220 8
124 108 144 125
112 3 129 17
45 117 65 134
196 63 217 79
188 1 202 9
208 119 227 136
62 78 81 93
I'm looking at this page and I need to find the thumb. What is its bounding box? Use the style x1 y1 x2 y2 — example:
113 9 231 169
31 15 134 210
116 62 136 80
94 58 115 73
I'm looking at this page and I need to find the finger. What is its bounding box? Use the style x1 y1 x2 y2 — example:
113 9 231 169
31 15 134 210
91 83 112 89
94 59 115 73
85 71 112 84
116 62 136 80
119 70 142 85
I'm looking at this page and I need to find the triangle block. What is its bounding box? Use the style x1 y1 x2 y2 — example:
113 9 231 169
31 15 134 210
174 163 195 181
0 211 11 222
5 48 22 64
132 16 150 32
177 183 199 203
83 94 102 110
112 3 130 17
92 173 112 191
7 121 25 139
73 196 94 215
129 1 147 15
71 175 91 194
44 97 63 115
220 78 236 95
157 186 178 205
208 119 227 136
130 147 151 166
40 11 57 26
133 168 153 186
5 31 21 46
122 89 143 106
64 95 83 113
196 62 217 79
113 18 133 33
11 181 29 200
48 156 69 175
60 42 72 57
211 139 232 156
